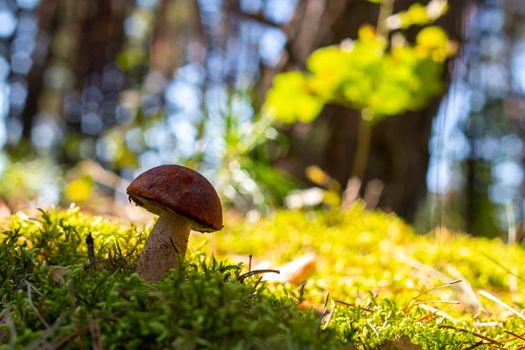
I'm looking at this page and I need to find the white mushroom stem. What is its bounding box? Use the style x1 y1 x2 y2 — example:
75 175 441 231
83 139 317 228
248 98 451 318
136 211 192 282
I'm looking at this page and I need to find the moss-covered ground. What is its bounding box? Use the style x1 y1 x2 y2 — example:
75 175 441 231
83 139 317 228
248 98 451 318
2 204 525 348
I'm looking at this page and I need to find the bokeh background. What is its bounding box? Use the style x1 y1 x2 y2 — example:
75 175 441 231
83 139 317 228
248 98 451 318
0 0 523 238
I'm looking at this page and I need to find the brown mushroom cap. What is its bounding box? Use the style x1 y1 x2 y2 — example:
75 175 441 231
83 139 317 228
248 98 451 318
127 165 223 232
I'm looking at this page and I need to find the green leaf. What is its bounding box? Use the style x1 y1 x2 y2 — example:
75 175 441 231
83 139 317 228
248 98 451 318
307 46 350 99
263 71 325 124
263 22 453 122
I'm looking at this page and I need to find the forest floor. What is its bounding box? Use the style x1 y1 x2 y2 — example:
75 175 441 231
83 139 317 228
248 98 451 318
1 204 525 349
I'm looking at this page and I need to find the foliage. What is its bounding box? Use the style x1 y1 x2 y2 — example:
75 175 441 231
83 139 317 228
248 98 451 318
263 2 456 124
215 99 299 210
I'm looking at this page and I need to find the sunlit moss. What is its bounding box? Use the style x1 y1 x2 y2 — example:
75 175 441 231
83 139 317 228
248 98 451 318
2 206 525 348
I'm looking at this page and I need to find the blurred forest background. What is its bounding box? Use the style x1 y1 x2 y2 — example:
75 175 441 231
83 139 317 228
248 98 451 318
0 0 523 238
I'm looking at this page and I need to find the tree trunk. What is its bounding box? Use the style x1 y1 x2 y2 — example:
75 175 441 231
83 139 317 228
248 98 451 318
19 0 57 141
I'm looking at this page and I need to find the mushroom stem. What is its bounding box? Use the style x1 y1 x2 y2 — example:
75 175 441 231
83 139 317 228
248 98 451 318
136 211 192 282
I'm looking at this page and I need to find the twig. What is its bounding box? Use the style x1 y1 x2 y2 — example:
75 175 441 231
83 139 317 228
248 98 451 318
88 318 102 350
49 326 88 350
333 298 353 307
250 276 264 295
86 233 96 270
357 336 369 350
237 269 280 283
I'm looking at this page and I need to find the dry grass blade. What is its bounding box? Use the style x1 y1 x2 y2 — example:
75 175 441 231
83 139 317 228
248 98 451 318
403 280 462 313
322 292 330 313
322 305 336 329
1 308 17 350
24 280 50 328
416 303 457 323
504 330 525 342
479 290 525 322
26 313 67 350
479 252 525 283
446 264 483 311
396 254 482 312
411 280 463 300
317 292 331 331
415 311 437 323
394 253 454 282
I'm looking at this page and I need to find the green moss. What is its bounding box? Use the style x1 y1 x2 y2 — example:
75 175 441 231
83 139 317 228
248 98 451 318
0 208 337 349
2 205 525 349
194 203 525 349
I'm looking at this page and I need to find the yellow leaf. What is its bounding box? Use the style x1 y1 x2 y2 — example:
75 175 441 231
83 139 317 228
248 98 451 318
64 176 94 203
358 25 377 42
415 26 456 62
403 3 429 26
306 165 330 186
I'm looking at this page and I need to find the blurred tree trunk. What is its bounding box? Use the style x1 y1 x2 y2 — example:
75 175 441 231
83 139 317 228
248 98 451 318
149 0 204 78
19 0 127 146
19 0 57 140
67 0 127 136
274 0 466 222
73 0 126 89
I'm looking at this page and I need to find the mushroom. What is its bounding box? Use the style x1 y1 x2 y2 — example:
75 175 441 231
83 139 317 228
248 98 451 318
127 164 223 282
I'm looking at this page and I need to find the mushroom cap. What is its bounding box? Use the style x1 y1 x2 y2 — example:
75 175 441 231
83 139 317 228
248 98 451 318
127 165 223 232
